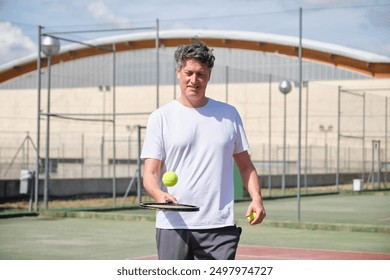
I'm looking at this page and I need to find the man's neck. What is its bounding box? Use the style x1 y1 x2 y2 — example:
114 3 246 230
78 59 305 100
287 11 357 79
177 95 209 108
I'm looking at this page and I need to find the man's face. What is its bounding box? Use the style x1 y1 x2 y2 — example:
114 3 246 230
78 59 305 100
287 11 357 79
176 58 211 107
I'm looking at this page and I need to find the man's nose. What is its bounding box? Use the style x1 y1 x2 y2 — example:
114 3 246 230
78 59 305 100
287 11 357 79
190 74 198 84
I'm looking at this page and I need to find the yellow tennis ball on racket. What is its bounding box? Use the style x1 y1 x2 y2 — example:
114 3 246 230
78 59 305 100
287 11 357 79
162 171 178 187
247 211 256 222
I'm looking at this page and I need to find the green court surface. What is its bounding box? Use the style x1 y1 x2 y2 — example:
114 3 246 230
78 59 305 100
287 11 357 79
0 192 389 260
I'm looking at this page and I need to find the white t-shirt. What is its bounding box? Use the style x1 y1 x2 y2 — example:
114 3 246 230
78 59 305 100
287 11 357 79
141 98 249 229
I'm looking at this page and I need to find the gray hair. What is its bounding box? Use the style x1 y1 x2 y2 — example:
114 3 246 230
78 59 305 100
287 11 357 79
174 38 215 71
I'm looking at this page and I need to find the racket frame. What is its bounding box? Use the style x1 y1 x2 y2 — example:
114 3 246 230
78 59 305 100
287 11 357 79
139 202 199 212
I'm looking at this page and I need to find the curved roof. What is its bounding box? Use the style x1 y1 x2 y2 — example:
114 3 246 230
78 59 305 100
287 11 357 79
1 29 389 83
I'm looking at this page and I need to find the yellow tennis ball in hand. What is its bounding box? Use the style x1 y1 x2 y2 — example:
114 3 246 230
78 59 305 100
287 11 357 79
247 211 256 222
162 171 178 187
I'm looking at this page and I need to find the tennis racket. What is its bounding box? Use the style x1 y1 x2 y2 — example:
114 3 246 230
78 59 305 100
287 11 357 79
139 202 199 212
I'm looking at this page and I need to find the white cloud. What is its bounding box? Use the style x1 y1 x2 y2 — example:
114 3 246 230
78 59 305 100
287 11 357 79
87 0 129 27
0 22 36 64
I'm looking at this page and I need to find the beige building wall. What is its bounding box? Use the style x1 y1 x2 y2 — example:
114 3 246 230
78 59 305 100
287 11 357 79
1 78 389 178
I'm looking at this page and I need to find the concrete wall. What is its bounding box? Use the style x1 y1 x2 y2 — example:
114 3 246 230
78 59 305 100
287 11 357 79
0 177 134 200
1 79 389 179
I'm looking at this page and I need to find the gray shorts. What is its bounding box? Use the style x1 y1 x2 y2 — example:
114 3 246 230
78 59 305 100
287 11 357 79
156 225 242 260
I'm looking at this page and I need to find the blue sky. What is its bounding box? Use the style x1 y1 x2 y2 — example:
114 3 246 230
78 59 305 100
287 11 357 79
0 0 389 65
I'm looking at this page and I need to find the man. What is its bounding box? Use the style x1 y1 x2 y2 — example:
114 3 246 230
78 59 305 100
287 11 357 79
141 39 266 260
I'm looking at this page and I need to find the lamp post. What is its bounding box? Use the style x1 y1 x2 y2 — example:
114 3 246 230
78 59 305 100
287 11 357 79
319 125 333 172
41 35 60 209
99 85 110 178
279 80 292 193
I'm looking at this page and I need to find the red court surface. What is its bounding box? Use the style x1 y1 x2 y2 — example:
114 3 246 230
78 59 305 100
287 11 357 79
133 245 390 260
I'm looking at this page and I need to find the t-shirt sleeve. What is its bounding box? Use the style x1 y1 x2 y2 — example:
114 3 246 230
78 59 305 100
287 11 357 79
233 110 250 154
140 111 165 160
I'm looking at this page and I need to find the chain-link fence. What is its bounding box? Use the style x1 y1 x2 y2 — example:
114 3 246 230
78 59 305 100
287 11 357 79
1 5 389 209
338 87 389 189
